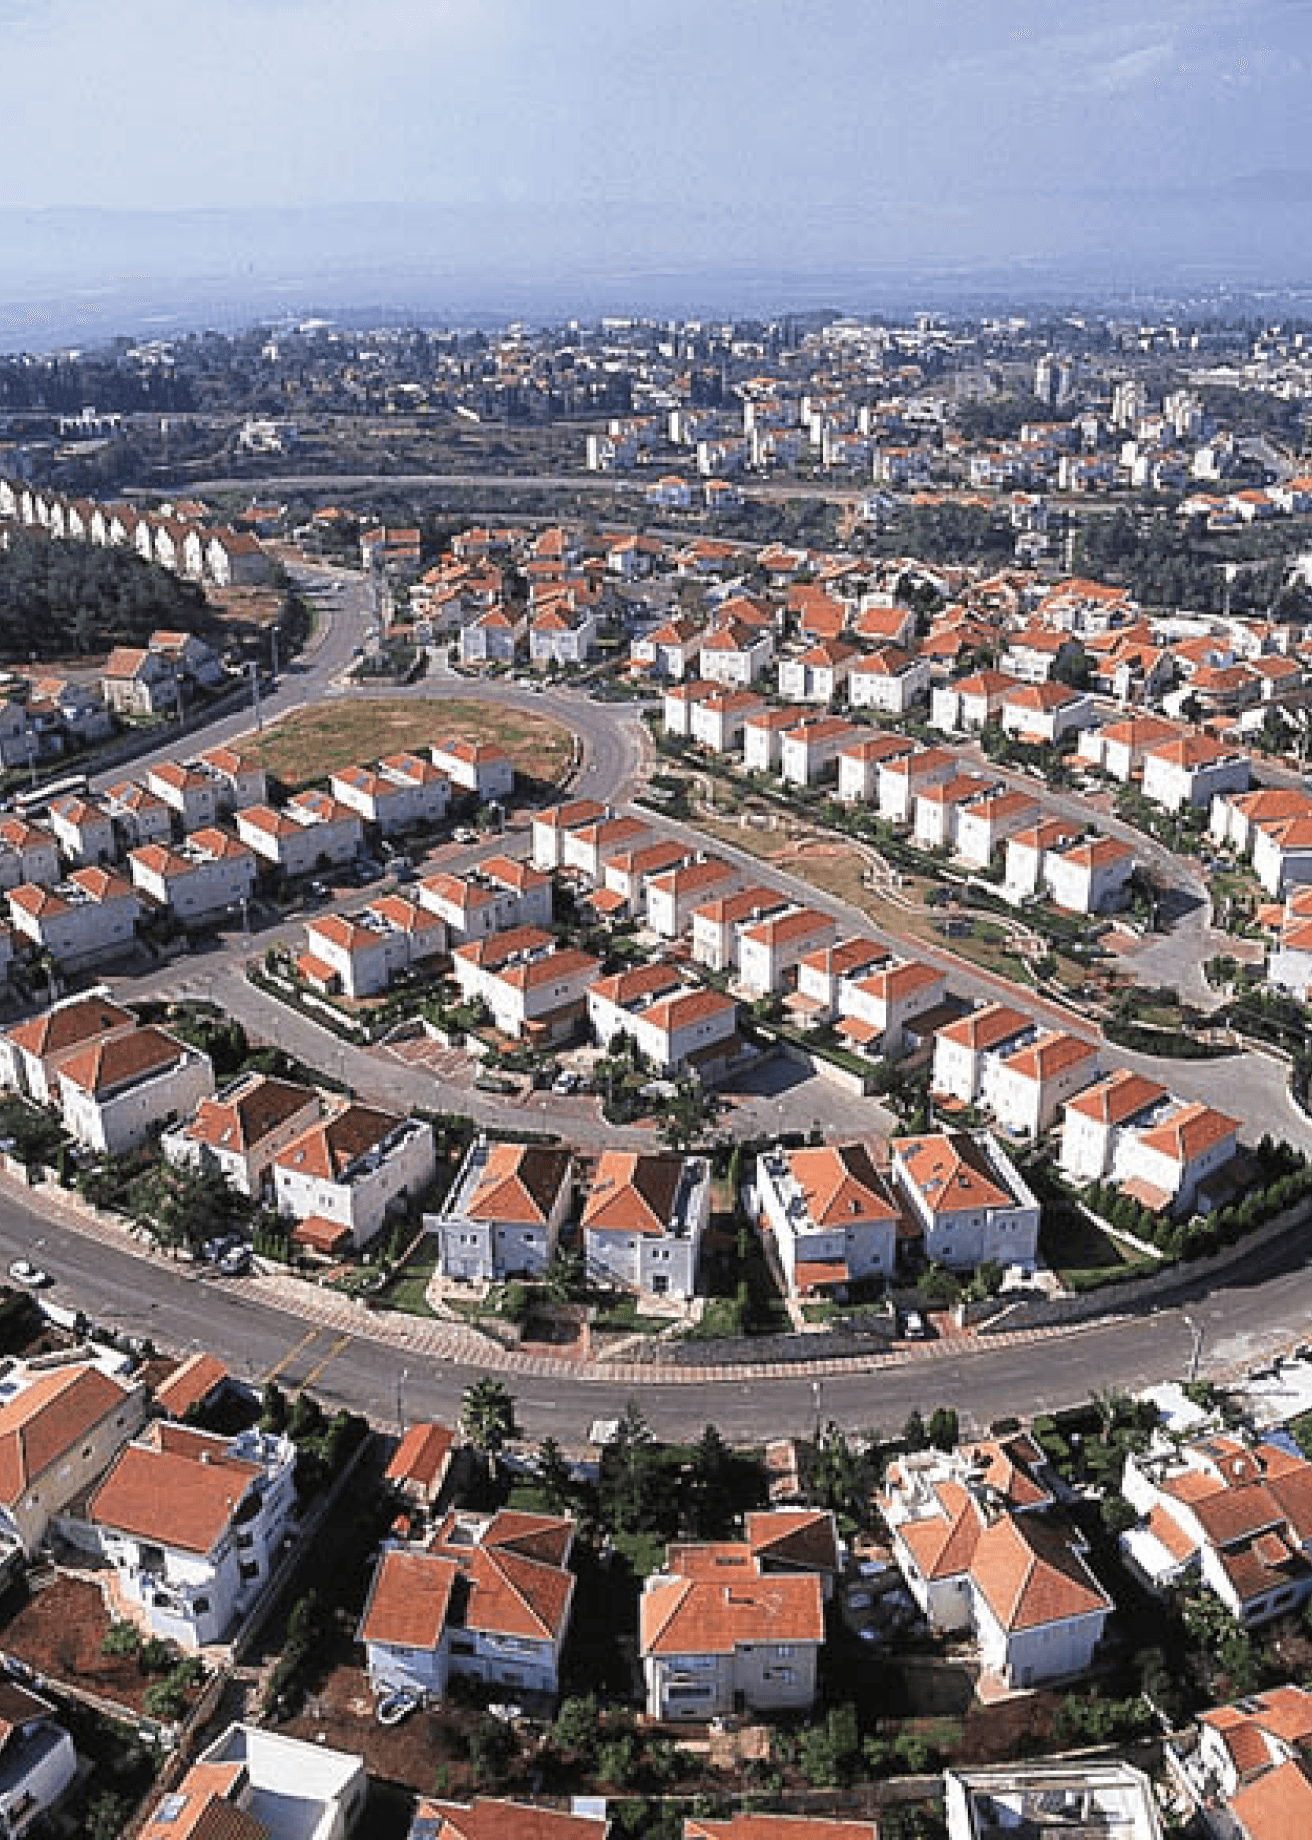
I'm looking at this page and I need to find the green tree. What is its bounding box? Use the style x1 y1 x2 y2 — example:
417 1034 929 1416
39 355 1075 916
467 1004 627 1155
927 1406 959 1452
536 1436 571 1514
86 1793 131 1840
685 1422 735 1539
461 1378 520 1480
601 1400 658 1534
131 1159 238 1256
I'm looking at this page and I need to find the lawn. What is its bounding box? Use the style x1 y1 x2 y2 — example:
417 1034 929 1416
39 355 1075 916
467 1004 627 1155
242 696 573 791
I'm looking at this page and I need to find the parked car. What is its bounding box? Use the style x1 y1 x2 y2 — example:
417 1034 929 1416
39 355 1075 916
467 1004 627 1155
218 1247 252 1277
551 1069 580 1096
901 1308 930 1340
453 827 477 845
8 1260 50 1288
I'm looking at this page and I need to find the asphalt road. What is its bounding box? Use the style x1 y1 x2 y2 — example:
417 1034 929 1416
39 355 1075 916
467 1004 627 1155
2 1174 1309 1445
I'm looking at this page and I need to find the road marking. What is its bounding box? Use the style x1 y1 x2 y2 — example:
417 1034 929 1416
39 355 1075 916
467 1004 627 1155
301 1331 354 1389
262 1327 321 1384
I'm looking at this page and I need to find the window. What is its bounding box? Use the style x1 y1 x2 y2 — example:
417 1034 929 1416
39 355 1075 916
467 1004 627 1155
193 1596 210 1615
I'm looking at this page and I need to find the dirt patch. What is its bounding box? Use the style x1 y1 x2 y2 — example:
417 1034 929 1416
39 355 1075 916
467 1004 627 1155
0 1574 185 1717
243 696 573 792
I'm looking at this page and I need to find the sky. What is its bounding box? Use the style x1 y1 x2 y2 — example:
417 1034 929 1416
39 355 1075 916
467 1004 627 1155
2 0 1311 328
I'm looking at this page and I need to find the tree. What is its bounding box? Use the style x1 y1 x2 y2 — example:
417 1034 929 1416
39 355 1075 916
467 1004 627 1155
543 1247 585 1304
461 1378 520 1479
86 1793 132 1840
536 1436 571 1514
601 1399 658 1534
131 1159 238 1257
927 1406 959 1452
685 1423 734 1539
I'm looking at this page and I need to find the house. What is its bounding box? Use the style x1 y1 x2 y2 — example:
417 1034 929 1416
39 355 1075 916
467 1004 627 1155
360 1509 576 1700
691 885 790 974
587 963 741 1077
419 858 550 943
152 1352 231 1424
755 1141 905 1296
698 619 775 687
1114 1099 1240 1217
100 646 178 717
913 773 993 853
953 787 1041 870
103 780 173 851
945 1763 1162 1840
452 928 598 1045
881 1442 1111 1687
779 715 863 787
1001 627 1086 685
737 905 837 996
999 681 1097 746
645 855 745 939
236 801 362 880
891 1129 1042 1270
90 1421 298 1648
1077 710 1180 781
0 818 60 893
430 739 514 802
0 1680 77 1838
385 1422 456 1513
601 837 697 916
1140 735 1250 813
330 763 437 835
1193 1684 1312 1806
162 1073 321 1198
640 1542 825 1719
273 1104 437 1252
581 1151 710 1298
742 706 808 774
530 798 607 870
980 1029 1100 1139
413 1800 607 1840
932 1002 1035 1107
663 679 719 740
687 1819 875 1840
1043 833 1136 914
632 616 704 680
205 529 272 586
431 1137 573 1281
879 745 957 823
128 829 258 923
689 686 770 754
301 911 413 999
0 991 138 1104
745 1508 842 1598
847 645 931 716
835 956 948 1059
1121 1433 1312 1626
836 731 915 804
778 638 861 707
931 671 1023 735
1059 1070 1171 1185
560 815 652 884
190 745 268 813
0 1354 148 1556
140 1724 365 1840
47 795 116 867
1003 818 1084 903
530 602 598 668
459 608 524 666
55 1023 214 1156
792 936 889 1025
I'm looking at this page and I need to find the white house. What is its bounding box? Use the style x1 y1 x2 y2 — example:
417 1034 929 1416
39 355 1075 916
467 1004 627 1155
360 1509 576 1701
55 1024 214 1156
141 1726 366 1840
581 1151 710 1298
848 646 930 716
90 1421 298 1648
1140 735 1250 813
430 1137 573 1281
755 1141 904 1297
272 1104 437 1253
452 927 598 1045
737 906 837 996
0 990 138 1105
980 1029 1100 1139
8 868 140 968
162 1072 321 1199
932 1002 1035 1106
430 739 514 801
0 1355 148 1557
1059 1070 1171 1186
891 1129 1042 1270
836 731 916 805
587 962 740 1076
0 1681 77 1838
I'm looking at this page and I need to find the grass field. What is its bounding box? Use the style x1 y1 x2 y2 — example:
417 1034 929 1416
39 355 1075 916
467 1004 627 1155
242 696 573 791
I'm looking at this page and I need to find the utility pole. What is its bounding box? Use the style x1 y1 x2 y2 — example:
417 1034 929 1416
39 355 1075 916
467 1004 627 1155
249 660 262 733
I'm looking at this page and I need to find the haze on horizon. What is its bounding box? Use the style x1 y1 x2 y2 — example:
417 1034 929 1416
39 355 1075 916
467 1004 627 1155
3 0 1312 344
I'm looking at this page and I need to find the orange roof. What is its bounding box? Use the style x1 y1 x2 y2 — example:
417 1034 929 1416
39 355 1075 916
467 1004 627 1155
936 1002 1031 1053
291 1214 353 1253
90 1427 262 1553
581 1151 689 1236
641 1570 823 1656
416 1799 608 1840
466 1142 572 1226
1064 1070 1167 1127
386 1421 455 1492
969 1512 1110 1632
1228 1756 1312 1840
686 1818 878 1840
275 1104 403 1181
359 1546 457 1650
1136 1100 1238 1165
781 1142 898 1230
154 1353 229 1421
895 1131 1014 1214
0 1363 134 1508
1001 1029 1097 1084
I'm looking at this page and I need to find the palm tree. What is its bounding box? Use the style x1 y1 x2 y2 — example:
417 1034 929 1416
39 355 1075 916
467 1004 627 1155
461 1378 520 1482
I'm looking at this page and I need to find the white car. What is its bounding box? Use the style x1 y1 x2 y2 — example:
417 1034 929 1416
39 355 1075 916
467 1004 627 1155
8 1259 50 1288
453 827 477 844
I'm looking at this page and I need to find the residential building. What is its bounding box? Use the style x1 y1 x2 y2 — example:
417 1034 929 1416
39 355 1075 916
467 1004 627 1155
385 1422 456 1513
0 1354 148 1556
953 787 1041 870
581 1151 710 1298
0 1681 77 1838
742 706 807 774
879 745 957 823
531 800 607 871
645 855 745 939
560 815 652 884
300 910 413 999
1044 834 1136 914
913 772 993 853
891 1130 1042 1270
360 1509 576 1700
981 1030 1100 1139
931 1003 1035 1107
689 686 770 754
944 1762 1162 1840
691 885 790 974
847 644 930 716
48 795 117 867
698 619 775 687
431 1137 573 1281
127 829 258 922
140 1725 365 1840
90 1421 298 1648
273 1104 437 1253
737 906 837 997
146 760 220 833
452 927 598 1045
7 865 140 967
1122 1434 1312 1626
55 1023 214 1156
102 780 173 851
779 715 863 787
101 646 178 717
162 1073 320 1200
412 1800 607 1840
0 991 138 1104
1140 735 1250 812
792 936 889 1025
836 731 915 804
1059 1070 1171 1186
190 745 268 813
999 682 1097 746
755 1141 905 1296
587 963 740 1076
778 638 861 706
430 739 514 801
640 1543 825 1719
835 956 948 1059
1114 1099 1240 1216
0 818 60 892
931 671 1023 736
419 858 551 944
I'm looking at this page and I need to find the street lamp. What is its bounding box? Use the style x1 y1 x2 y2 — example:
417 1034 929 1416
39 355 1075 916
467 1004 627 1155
396 1366 408 1437
811 1379 823 1441
1181 1311 1204 1385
